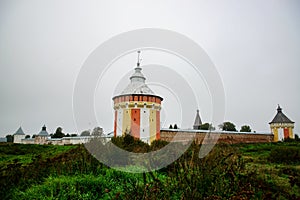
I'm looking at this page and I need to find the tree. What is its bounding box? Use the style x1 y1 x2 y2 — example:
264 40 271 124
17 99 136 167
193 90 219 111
32 134 36 138
124 134 134 145
25 135 30 139
80 130 90 136
173 124 178 129
92 127 103 136
169 124 173 129
199 123 215 130
6 135 13 142
219 122 237 131
71 133 78 137
52 127 65 138
240 125 251 132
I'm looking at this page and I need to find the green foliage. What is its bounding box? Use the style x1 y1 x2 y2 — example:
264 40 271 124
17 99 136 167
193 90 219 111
80 130 90 136
13 174 129 200
219 121 237 131
6 135 13 142
173 124 178 129
150 140 169 150
91 127 103 136
280 167 300 188
52 127 65 138
240 125 251 132
1 142 300 199
111 134 150 153
169 124 173 129
268 145 300 164
284 137 294 142
0 144 77 199
199 123 214 130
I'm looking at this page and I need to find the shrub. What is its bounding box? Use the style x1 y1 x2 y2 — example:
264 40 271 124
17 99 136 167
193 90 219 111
268 146 300 164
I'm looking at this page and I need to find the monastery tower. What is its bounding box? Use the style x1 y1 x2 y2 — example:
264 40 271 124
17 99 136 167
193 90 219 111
13 127 26 143
269 105 294 141
112 51 163 144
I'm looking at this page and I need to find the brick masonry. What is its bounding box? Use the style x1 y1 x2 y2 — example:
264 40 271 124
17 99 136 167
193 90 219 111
160 129 274 144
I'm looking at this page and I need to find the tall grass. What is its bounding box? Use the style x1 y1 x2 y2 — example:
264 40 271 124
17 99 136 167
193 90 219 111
1 139 300 199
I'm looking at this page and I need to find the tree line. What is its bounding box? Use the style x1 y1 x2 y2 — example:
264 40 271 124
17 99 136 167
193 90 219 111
169 122 252 132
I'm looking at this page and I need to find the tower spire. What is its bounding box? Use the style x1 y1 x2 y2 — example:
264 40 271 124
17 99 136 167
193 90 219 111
137 50 141 67
193 109 202 129
277 104 282 112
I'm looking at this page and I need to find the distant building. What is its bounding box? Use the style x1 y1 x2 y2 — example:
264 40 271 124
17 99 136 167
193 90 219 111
269 105 294 141
112 51 163 144
0 137 7 142
193 109 202 129
35 125 49 144
16 125 112 145
13 127 26 143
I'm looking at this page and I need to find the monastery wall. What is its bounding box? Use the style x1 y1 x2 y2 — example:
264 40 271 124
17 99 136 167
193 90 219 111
20 136 111 145
160 129 274 144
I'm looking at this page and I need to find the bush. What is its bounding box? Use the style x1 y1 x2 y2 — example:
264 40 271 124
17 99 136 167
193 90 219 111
268 146 300 164
111 135 150 153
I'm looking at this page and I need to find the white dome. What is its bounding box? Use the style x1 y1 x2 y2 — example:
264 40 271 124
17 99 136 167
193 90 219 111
121 66 154 95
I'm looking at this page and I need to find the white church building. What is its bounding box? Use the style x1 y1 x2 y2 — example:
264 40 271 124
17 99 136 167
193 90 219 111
13 125 111 145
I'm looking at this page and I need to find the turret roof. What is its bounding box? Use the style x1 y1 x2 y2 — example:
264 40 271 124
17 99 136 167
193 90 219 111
14 127 25 135
121 52 154 95
38 125 49 136
193 109 202 128
269 105 294 124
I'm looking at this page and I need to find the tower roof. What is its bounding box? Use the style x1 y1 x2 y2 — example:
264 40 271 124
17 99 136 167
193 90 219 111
38 125 49 136
14 126 25 135
193 109 202 129
121 51 154 95
269 105 294 124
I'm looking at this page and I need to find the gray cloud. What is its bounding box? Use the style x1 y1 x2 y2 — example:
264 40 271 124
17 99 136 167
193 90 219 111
0 0 299 136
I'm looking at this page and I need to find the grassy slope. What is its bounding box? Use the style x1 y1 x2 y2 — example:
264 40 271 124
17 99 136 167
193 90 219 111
237 142 300 199
1 141 300 199
0 143 75 167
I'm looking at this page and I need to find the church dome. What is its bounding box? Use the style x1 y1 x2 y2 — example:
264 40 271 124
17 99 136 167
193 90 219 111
38 125 49 136
121 65 154 95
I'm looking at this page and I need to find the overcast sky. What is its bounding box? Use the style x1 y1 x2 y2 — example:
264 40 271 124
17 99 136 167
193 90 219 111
0 0 299 137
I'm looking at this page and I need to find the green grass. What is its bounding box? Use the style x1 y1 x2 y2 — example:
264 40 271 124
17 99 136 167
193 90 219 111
1 140 300 199
236 142 300 199
0 143 75 167
13 173 136 200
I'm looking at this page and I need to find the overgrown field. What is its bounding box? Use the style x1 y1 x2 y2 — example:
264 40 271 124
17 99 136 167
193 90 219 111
0 138 300 199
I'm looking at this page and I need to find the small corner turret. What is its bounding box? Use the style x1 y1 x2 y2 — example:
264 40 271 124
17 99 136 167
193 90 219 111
269 105 294 141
